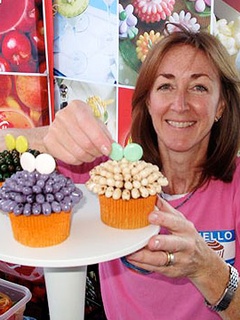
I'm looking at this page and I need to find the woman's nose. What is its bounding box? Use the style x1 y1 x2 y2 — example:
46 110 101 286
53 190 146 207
170 90 189 112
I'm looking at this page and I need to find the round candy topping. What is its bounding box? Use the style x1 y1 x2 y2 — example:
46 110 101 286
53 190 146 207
109 142 124 161
20 152 36 173
119 11 127 21
16 135 28 153
109 142 143 162
123 143 143 162
5 134 16 150
35 153 56 175
20 152 56 175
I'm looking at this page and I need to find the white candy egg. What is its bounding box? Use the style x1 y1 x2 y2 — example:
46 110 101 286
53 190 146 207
20 152 36 172
35 153 56 174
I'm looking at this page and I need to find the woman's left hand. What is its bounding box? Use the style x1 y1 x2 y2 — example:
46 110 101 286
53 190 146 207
127 196 217 279
126 198 240 320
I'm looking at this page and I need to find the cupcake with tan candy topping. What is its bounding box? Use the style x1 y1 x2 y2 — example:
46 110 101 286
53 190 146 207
86 143 168 229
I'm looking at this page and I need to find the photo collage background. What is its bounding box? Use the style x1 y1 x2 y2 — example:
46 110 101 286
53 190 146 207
0 0 239 147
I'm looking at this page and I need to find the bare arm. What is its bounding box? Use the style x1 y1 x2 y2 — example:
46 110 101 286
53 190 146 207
43 100 113 164
0 100 113 164
0 126 49 153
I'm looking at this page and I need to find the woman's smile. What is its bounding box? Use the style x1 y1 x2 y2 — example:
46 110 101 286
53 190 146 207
166 120 196 128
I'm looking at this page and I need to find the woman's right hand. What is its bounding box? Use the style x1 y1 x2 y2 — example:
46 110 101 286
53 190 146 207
43 100 113 165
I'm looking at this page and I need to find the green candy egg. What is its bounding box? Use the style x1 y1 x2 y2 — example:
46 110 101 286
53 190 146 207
119 11 127 21
109 142 124 161
124 143 143 162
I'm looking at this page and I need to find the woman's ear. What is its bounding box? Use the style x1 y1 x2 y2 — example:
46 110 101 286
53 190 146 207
215 99 225 121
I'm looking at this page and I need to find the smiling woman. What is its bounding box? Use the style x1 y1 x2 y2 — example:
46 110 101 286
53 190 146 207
97 24 240 320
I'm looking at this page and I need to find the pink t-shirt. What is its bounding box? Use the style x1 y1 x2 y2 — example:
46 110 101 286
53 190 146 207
99 158 240 320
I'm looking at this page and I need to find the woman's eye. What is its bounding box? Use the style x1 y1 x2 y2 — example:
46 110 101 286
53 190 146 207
194 85 208 92
158 83 171 90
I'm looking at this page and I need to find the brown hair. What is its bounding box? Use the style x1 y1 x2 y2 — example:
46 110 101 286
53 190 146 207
130 24 240 183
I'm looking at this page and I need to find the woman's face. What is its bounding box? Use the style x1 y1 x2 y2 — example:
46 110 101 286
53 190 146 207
148 44 224 156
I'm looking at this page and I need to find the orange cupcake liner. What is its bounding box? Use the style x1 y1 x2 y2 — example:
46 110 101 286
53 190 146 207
99 195 157 229
9 211 72 247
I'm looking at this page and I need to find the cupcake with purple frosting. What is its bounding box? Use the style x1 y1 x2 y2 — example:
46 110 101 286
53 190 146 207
0 150 83 247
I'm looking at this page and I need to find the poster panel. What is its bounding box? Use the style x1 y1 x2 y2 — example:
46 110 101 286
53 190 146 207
0 0 51 129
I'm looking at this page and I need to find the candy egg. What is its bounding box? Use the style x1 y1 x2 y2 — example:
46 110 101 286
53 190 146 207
35 153 56 174
123 143 143 162
5 134 16 150
109 142 124 161
195 0 206 12
16 135 28 153
20 152 36 173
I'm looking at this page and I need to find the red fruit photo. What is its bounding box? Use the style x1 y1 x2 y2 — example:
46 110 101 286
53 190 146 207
0 0 46 73
0 55 11 72
0 0 27 34
15 0 40 33
0 75 12 105
30 19 45 56
11 59 38 73
2 30 32 66
39 60 47 73
15 75 49 112
0 109 34 129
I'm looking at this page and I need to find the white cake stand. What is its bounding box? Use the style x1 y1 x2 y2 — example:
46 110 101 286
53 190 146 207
0 186 159 320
